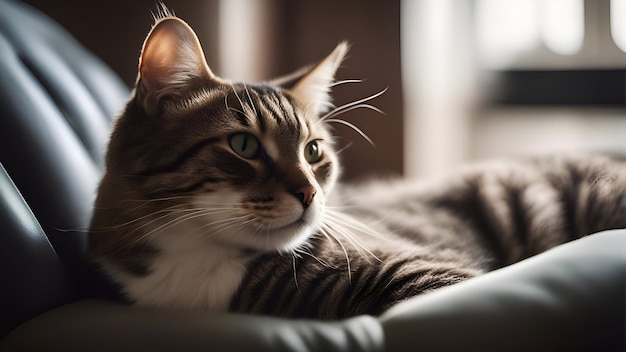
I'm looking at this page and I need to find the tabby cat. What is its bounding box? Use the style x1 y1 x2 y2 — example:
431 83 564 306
88 15 626 320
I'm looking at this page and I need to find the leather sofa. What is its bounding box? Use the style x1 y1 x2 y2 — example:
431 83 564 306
1 1 624 351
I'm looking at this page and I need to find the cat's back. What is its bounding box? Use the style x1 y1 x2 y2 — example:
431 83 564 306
339 154 626 267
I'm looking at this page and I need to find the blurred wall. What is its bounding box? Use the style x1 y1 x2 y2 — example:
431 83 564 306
23 0 403 181
271 1 404 181
22 0 221 87
401 0 626 180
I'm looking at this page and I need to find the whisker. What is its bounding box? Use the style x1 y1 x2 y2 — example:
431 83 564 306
329 79 363 88
114 197 241 215
90 205 197 232
327 104 384 120
319 226 352 282
293 244 335 268
334 141 353 155
324 210 387 240
91 205 239 233
325 220 382 263
210 216 255 236
120 196 194 213
226 104 248 117
230 82 246 107
291 253 301 293
242 82 258 117
224 93 247 117
127 212 202 244
324 118 375 146
132 208 238 242
181 214 250 241
120 196 192 203
319 87 387 123
229 82 257 121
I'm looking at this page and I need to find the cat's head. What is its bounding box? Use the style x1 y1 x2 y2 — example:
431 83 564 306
97 17 347 253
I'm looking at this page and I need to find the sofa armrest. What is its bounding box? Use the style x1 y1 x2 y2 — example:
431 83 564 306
1 300 384 352
381 229 625 352
3 230 623 352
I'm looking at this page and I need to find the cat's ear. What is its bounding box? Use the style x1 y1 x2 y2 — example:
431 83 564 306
278 42 349 116
137 17 216 114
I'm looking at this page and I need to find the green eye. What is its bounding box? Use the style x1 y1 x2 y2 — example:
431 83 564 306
304 140 323 163
229 133 259 159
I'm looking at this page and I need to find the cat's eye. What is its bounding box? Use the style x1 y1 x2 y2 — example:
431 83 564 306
304 141 323 163
229 133 259 159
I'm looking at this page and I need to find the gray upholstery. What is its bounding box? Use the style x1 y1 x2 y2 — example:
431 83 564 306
0 1 624 351
0 0 127 337
0 0 128 276
380 229 625 352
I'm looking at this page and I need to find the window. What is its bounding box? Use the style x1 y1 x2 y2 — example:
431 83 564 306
541 0 584 55
475 0 586 68
612 0 626 52
475 0 540 68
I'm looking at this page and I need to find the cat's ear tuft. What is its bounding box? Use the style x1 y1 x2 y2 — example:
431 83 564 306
284 42 349 116
137 17 215 114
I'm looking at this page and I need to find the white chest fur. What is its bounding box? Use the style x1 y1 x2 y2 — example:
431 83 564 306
108 240 250 311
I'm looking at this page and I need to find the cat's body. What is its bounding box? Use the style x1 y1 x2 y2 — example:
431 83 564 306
88 15 626 320
233 155 626 318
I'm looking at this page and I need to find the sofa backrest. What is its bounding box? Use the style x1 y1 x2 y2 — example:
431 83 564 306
0 0 129 337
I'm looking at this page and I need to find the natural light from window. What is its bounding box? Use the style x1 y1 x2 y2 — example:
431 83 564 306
401 0 626 178
475 0 540 68
612 0 626 52
541 0 584 55
475 0 588 68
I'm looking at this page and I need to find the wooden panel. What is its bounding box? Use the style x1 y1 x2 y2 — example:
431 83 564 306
24 0 403 180
23 0 220 87
270 0 404 180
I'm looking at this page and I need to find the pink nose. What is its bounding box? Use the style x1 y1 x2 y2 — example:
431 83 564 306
293 185 316 207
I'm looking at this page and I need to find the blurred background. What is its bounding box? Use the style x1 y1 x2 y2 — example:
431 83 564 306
23 0 626 181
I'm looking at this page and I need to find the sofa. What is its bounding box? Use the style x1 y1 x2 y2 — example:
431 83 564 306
1 1 624 351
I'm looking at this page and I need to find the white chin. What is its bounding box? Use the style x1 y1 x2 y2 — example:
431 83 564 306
237 218 311 252
248 205 321 252
268 221 315 251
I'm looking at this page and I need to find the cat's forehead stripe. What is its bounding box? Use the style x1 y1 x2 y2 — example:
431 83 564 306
249 89 302 137
240 89 270 132
260 92 284 126
278 93 302 135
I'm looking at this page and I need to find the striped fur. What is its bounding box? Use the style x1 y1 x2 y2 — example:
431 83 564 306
231 155 626 319
88 15 626 319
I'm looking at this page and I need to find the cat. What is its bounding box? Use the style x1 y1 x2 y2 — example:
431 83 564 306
88 14 626 320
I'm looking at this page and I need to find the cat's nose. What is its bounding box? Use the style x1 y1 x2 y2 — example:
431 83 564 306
293 185 316 207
